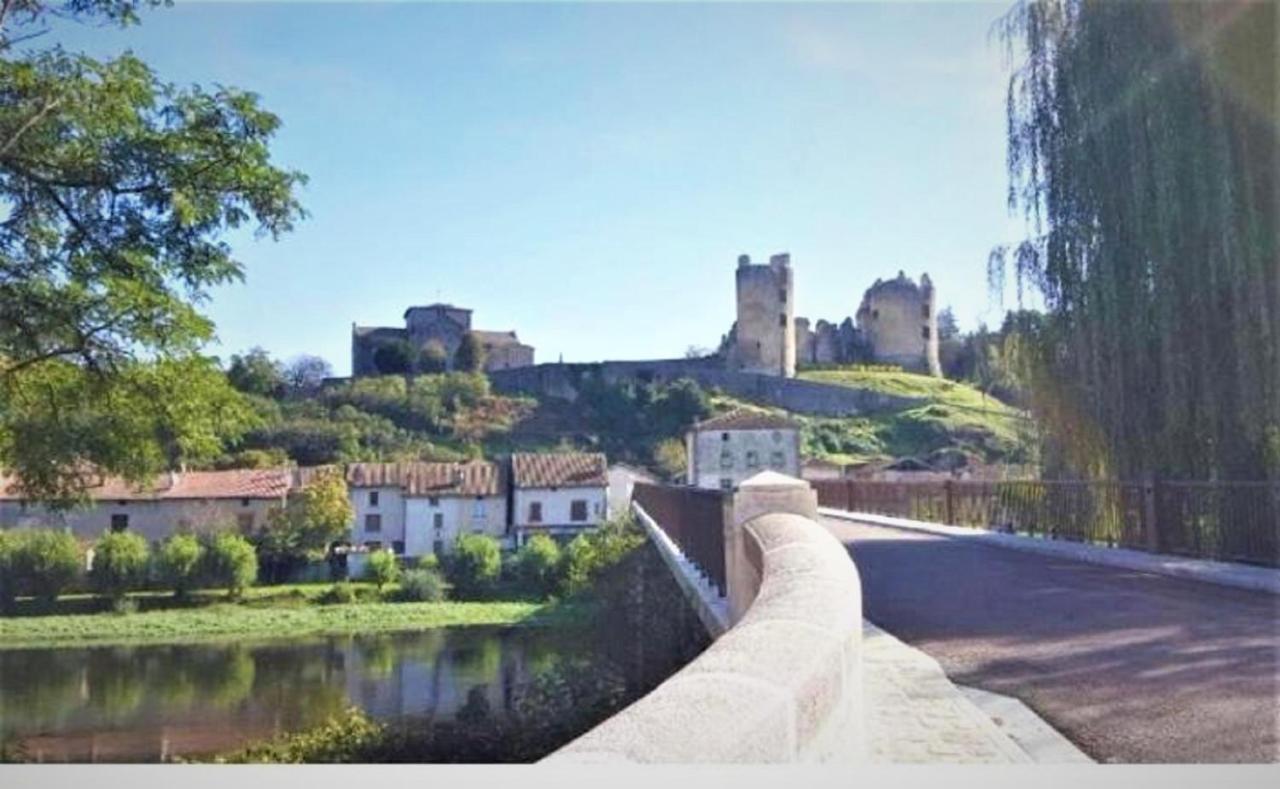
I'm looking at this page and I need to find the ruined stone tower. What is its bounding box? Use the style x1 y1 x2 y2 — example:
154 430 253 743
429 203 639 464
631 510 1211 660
728 252 795 378
855 271 941 376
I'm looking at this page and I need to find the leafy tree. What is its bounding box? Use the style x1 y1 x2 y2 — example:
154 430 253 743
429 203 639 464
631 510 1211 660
445 534 501 599
995 0 1277 482
155 533 203 598
202 531 257 598
558 534 597 596
454 333 485 373
259 467 353 579
283 355 333 392
417 341 448 374
0 1 306 504
363 550 400 594
513 534 561 597
227 348 285 398
372 340 414 375
651 438 686 481
89 530 149 601
9 528 81 602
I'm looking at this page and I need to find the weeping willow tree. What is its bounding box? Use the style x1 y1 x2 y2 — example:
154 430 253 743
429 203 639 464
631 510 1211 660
991 0 1279 482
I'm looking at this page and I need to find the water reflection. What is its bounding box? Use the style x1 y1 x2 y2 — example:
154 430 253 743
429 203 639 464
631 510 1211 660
0 543 712 763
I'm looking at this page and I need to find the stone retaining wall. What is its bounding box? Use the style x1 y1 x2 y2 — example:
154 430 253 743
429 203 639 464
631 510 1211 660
545 474 865 763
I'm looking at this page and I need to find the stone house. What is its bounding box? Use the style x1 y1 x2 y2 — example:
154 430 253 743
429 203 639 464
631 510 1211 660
345 460 509 558
686 410 802 491
351 303 533 376
0 468 298 544
511 452 609 547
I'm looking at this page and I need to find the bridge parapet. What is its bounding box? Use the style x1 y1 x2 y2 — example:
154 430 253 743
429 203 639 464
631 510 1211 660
546 473 865 763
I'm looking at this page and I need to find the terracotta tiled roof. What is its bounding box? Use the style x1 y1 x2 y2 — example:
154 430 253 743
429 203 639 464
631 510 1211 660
511 452 607 489
691 409 801 432
345 461 504 497
0 468 294 501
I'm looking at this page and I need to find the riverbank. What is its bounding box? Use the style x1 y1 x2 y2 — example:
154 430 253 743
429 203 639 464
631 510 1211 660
0 598 592 650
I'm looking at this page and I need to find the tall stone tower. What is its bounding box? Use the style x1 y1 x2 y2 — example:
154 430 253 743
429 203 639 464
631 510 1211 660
855 271 941 376
729 252 795 378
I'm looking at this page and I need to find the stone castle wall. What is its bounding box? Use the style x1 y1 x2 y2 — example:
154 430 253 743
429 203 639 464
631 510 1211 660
855 272 940 376
728 254 794 378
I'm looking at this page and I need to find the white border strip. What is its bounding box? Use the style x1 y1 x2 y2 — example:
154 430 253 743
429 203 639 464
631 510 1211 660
633 501 730 636
820 508 1280 596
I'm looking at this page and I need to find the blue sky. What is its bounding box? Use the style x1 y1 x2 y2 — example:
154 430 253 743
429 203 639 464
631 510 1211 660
46 1 1030 374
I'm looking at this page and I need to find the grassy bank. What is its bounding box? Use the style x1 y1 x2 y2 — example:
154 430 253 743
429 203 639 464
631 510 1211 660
0 598 591 650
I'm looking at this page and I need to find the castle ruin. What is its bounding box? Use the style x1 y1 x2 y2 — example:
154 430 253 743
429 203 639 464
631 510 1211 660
352 303 534 376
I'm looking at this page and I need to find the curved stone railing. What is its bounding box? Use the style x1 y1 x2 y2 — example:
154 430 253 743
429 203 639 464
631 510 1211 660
546 474 864 763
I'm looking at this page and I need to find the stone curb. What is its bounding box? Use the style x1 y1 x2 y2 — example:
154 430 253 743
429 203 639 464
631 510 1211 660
820 508 1280 595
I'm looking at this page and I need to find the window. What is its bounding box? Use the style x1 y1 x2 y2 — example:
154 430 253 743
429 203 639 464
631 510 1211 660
428 496 439 506
241 498 251 508
779 289 787 303
721 432 730 441
770 451 786 468
110 514 128 533
433 513 444 530
922 326 931 340
570 500 588 522
364 513 382 533
392 540 405 555
779 314 786 327
433 539 445 556
745 451 759 469
872 309 879 320
772 430 782 442
719 450 734 470
237 513 255 533
529 501 543 523
719 478 733 491
473 499 486 519
922 303 930 319
369 490 379 507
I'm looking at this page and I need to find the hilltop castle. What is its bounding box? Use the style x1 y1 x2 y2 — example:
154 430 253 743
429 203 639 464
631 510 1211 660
352 304 534 375
720 253 941 377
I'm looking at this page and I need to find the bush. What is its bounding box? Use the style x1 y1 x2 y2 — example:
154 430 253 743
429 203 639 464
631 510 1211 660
513 534 561 598
202 531 258 598
363 550 401 593
223 707 386 763
557 514 646 597
415 553 441 572
0 531 17 609
318 581 358 605
558 535 597 596
445 534 501 599
397 568 446 602
155 534 204 598
89 531 150 601
9 529 82 602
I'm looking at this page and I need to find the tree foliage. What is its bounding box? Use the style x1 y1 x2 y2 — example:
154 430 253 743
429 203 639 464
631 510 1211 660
0 1 306 502
445 533 501 599
260 466 353 572
89 529 149 600
454 332 485 373
993 0 1278 480
155 532 203 598
227 347 285 398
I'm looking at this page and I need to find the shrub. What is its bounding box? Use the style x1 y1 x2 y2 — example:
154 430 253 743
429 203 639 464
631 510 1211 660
10 529 82 602
558 535 597 596
363 550 401 593
445 534 501 599
155 534 204 598
415 553 441 572
224 707 386 763
203 531 258 598
513 534 561 598
397 568 446 602
318 581 357 605
0 531 17 609
89 531 150 601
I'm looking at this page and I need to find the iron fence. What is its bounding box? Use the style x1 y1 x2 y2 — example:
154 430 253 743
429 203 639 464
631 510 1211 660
632 483 728 596
812 478 1280 567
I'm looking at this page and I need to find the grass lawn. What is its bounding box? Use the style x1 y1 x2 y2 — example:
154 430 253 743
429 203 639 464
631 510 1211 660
0 581 592 650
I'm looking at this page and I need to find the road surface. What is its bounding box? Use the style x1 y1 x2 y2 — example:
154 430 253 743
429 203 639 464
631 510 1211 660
824 516 1280 763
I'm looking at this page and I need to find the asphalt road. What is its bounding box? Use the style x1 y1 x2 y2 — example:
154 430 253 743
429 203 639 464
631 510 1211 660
823 516 1280 763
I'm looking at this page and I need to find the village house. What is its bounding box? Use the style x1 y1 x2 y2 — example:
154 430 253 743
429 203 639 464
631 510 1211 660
344 460 509 558
686 410 802 491
510 452 609 547
0 468 300 543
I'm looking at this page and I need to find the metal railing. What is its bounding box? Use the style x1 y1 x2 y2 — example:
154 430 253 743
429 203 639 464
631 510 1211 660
812 478 1280 567
633 483 728 596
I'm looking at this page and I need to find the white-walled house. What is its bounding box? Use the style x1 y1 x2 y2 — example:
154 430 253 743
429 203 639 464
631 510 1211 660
0 468 297 543
686 410 802 491
511 452 608 546
345 461 509 558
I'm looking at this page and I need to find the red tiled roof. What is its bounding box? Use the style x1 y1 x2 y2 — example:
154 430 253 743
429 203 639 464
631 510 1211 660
345 461 504 497
691 409 801 432
0 468 294 502
511 452 607 489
